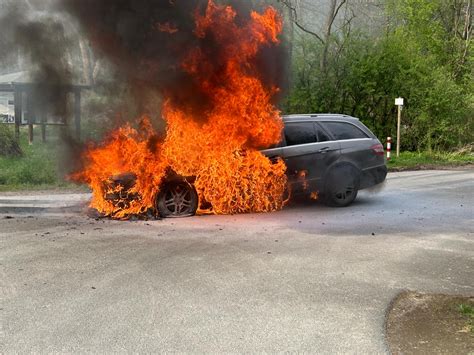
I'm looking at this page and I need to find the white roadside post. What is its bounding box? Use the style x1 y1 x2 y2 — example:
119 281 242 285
386 137 392 160
395 97 404 157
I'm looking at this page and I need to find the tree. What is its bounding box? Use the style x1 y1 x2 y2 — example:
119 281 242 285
278 0 349 72
284 0 473 151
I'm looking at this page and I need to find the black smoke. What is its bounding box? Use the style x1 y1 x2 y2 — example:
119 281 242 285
60 0 288 120
1 0 288 129
0 0 73 120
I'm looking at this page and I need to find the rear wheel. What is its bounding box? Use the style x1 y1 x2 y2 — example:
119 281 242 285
156 181 198 217
324 165 360 207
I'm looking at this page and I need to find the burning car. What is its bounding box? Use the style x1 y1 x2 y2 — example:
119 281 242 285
74 1 288 220
103 114 387 217
72 2 386 219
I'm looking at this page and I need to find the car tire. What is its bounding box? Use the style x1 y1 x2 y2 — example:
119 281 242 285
156 181 199 217
324 164 360 207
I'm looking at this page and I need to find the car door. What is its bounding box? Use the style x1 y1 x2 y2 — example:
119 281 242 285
280 121 340 194
311 122 341 185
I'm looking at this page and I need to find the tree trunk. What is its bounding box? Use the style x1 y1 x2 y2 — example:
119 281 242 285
320 0 338 72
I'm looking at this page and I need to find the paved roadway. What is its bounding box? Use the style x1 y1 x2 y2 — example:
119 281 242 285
1 169 473 353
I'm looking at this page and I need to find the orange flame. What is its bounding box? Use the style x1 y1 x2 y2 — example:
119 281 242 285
297 170 309 191
73 0 287 218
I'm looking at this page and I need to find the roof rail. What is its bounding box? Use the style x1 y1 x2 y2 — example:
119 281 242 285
283 113 357 119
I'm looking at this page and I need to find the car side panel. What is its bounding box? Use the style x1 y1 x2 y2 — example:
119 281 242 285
338 138 375 170
360 165 387 189
336 138 386 188
280 141 341 194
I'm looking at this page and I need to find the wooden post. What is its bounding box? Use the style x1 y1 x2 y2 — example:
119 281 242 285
26 93 33 145
395 97 404 158
74 89 81 141
41 111 46 142
396 105 401 157
28 123 33 145
13 88 22 141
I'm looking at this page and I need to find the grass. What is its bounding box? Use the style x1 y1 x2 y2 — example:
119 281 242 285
388 150 473 171
0 127 84 192
458 304 474 333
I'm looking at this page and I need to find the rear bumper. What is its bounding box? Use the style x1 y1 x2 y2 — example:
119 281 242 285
360 165 387 189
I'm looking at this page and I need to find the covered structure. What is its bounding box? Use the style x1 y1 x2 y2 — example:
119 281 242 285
0 71 90 142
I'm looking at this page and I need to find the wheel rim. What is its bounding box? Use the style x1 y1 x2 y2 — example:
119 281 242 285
162 183 194 216
333 183 355 203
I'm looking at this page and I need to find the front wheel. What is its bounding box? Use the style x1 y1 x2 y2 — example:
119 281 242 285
156 181 198 217
324 165 360 207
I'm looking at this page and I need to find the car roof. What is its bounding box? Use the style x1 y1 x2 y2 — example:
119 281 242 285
282 114 359 122
281 113 376 139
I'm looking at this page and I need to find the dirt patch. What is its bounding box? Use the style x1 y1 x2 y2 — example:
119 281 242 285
386 291 474 354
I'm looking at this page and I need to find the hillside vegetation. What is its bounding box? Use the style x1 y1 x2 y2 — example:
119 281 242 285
282 0 473 151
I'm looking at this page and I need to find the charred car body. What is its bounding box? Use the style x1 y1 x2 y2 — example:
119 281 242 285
105 114 387 217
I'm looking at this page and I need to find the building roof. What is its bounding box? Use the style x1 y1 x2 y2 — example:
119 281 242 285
0 71 90 92
0 71 32 84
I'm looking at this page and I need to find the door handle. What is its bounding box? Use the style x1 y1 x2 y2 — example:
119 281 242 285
317 147 331 153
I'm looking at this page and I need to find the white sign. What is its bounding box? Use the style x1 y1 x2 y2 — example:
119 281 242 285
395 97 404 106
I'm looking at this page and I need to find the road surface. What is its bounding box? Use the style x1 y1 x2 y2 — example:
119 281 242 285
1 169 473 353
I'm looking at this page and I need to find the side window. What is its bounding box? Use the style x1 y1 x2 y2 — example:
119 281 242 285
322 121 369 140
284 122 316 146
314 124 331 142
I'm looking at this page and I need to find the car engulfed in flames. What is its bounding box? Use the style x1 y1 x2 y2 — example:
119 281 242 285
72 1 289 220
101 155 285 218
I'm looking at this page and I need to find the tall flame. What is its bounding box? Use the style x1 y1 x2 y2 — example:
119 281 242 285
73 0 287 218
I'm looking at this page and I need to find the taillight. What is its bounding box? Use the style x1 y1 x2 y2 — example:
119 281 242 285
370 143 384 156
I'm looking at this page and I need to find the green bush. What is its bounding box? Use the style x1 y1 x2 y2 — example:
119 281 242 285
0 125 22 157
0 130 62 188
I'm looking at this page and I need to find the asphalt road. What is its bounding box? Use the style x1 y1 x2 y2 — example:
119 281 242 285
1 169 473 353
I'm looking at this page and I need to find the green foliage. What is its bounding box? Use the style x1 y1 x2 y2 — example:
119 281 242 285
459 303 474 317
0 131 61 188
387 0 473 80
284 0 473 151
0 125 22 157
458 303 474 333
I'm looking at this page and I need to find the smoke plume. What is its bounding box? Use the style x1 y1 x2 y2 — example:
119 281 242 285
60 0 288 121
1 0 287 151
0 0 73 120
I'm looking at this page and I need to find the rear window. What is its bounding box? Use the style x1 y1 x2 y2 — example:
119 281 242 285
322 121 368 140
284 122 316 146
